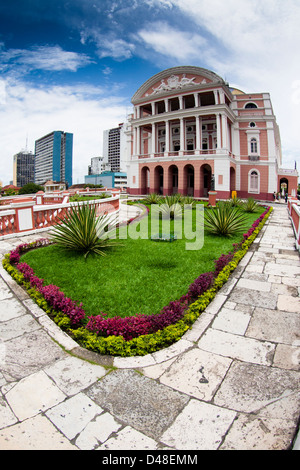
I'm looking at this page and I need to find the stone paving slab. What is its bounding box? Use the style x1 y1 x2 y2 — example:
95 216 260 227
0 205 299 451
198 328 275 365
86 369 189 440
46 393 103 441
214 362 300 417
0 329 65 382
159 348 232 401
99 426 158 451
5 370 66 421
220 413 297 450
246 307 300 344
0 414 76 450
44 355 107 396
160 399 237 450
229 287 278 309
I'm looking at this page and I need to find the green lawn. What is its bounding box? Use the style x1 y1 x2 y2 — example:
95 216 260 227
21 204 264 319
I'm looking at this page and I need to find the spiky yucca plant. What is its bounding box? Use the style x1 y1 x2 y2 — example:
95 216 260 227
228 195 242 207
181 195 196 208
143 193 163 204
158 202 182 220
50 203 120 258
204 202 248 237
242 197 259 213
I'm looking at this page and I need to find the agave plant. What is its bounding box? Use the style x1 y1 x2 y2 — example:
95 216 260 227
242 197 259 213
204 201 248 236
158 202 182 220
181 195 196 208
50 203 120 258
162 194 182 206
143 193 163 204
228 195 242 207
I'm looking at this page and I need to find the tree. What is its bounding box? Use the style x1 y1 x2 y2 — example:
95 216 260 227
18 183 44 194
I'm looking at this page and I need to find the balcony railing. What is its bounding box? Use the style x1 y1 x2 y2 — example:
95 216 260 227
248 155 260 161
137 149 235 159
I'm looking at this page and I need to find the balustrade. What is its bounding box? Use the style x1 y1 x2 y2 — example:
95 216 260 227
0 210 16 236
288 198 300 251
0 196 120 239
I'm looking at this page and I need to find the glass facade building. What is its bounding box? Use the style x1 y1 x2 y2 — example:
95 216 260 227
13 151 35 187
34 131 73 187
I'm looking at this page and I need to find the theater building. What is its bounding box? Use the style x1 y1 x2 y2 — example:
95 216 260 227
125 66 298 200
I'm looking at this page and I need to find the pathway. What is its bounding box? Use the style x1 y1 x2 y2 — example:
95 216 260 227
0 203 299 450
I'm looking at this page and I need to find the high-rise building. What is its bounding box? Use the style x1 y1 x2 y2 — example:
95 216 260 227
13 150 35 187
103 123 127 172
34 131 73 187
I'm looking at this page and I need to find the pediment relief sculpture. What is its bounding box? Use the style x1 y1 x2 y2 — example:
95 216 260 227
146 74 208 96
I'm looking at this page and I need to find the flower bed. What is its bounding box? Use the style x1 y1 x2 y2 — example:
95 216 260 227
2 207 273 357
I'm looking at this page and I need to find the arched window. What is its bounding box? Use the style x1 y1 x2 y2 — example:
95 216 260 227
245 102 258 109
250 138 258 154
249 170 260 194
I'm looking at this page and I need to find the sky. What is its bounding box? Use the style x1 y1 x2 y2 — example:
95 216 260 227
0 0 300 186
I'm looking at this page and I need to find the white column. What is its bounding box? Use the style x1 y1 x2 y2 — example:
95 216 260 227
133 126 137 156
151 102 155 115
213 90 219 105
216 114 222 151
219 90 226 104
136 126 140 156
194 93 199 107
180 118 185 152
179 95 183 110
221 114 228 150
151 123 156 155
195 116 202 152
164 98 169 113
165 120 170 153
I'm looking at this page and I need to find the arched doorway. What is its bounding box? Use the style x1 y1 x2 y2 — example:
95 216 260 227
168 165 178 194
140 166 150 194
184 164 195 196
154 165 164 194
200 164 212 197
279 177 289 197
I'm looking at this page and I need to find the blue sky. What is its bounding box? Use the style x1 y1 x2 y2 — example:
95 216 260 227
0 0 300 185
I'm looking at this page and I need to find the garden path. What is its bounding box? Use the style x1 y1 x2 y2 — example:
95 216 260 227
0 203 299 451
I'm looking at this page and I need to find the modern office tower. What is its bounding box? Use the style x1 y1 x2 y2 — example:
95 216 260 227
34 131 73 187
126 65 298 199
103 123 127 172
13 150 35 187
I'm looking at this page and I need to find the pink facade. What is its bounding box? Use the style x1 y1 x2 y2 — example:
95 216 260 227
126 66 298 200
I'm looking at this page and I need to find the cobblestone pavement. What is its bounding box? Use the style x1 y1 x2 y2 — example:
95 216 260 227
0 203 299 450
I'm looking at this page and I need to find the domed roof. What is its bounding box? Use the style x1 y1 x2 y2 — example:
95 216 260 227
230 87 245 95
132 66 226 103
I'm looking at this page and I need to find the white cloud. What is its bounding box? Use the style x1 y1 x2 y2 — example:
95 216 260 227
0 80 129 186
137 22 209 63
0 45 93 73
81 30 135 60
